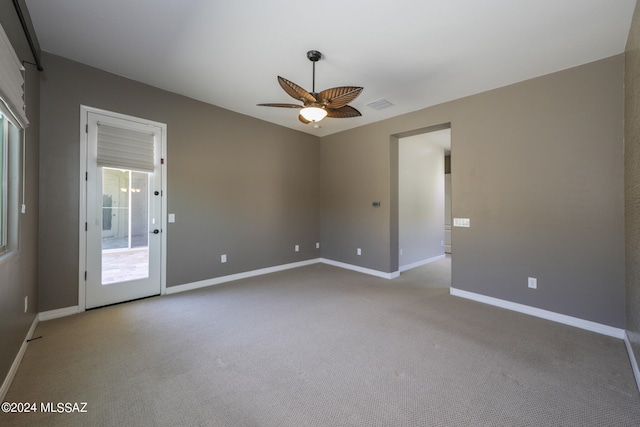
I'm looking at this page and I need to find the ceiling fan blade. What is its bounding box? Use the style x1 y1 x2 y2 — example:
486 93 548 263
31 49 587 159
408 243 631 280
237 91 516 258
326 105 362 118
298 114 311 124
257 103 302 108
317 86 363 109
278 76 317 103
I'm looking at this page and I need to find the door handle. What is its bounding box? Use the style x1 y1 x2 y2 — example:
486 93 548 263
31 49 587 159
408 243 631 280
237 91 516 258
150 229 160 234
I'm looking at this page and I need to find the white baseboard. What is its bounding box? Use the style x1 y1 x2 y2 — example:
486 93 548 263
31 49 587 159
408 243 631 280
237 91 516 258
320 258 400 279
168 258 402 295
2 307 80 400
1 315 38 402
37 258 399 316
399 254 446 272
166 258 322 295
624 332 640 393
39 305 80 321
450 288 625 339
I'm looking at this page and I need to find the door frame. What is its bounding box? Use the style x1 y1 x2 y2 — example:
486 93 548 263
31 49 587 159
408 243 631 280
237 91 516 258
392 122 452 275
78 105 167 312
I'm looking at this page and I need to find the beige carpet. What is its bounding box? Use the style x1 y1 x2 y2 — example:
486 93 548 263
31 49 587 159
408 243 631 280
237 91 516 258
3 258 640 426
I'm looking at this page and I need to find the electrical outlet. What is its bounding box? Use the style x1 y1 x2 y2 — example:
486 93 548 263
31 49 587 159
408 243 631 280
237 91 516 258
221 254 227 263
357 248 362 256
295 245 300 252
528 277 537 289
24 296 28 313
315 242 320 249
400 248 403 256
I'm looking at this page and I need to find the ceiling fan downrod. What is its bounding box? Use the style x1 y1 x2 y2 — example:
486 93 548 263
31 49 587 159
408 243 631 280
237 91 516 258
307 50 322 95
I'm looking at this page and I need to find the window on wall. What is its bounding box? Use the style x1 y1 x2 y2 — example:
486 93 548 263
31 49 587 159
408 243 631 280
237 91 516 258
0 113 20 256
0 22 28 256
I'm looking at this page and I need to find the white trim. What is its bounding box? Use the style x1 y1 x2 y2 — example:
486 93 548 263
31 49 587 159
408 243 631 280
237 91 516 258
167 258 402 295
166 259 322 295
450 288 625 339
0 315 38 402
399 254 446 272
78 107 88 312
38 305 80 321
160 124 167 297
320 258 400 279
624 332 640 393
79 106 167 309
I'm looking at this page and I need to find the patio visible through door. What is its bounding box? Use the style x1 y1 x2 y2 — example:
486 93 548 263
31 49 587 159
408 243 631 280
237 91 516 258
82 107 166 309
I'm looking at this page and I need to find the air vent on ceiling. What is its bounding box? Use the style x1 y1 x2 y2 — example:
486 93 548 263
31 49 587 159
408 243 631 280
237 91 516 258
366 98 394 110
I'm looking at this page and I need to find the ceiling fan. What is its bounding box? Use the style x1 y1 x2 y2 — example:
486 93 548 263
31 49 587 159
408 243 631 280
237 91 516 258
258 50 363 124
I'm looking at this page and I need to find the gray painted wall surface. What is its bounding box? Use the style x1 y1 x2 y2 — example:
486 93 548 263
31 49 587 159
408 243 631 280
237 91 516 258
322 55 625 327
0 1 40 389
625 1 640 373
321 127 393 272
1 0 634 394
38 53 320 311
399 137 444 267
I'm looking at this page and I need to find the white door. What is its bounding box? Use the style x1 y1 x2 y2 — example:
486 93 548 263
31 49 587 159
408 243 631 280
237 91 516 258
83 109 165 309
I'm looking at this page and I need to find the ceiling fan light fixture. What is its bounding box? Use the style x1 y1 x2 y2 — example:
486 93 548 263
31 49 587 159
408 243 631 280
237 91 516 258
258 50 363 124
300 106 327 122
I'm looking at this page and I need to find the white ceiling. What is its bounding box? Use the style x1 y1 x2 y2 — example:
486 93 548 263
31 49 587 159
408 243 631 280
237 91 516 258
24 0 636 137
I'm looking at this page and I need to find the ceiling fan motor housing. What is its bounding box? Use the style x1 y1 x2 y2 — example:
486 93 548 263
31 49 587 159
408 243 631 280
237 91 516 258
307 50 322 62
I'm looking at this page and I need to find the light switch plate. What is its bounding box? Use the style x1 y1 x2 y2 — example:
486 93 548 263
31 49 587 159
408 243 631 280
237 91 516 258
168 213 175 223
453 218 470 227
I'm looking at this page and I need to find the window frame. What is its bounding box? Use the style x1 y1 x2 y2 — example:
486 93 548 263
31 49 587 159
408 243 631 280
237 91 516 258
0 113 21 257
0 114 7 255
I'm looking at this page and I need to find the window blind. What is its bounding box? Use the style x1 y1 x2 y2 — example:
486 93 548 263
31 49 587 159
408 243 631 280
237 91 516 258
0 23 28 128
97 122 155 172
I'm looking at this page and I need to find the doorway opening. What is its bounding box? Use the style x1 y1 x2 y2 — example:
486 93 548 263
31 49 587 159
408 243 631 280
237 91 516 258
396 125 451 287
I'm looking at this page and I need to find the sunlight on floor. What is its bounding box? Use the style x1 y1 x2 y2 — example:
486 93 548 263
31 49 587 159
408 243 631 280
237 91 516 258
102 248 149 284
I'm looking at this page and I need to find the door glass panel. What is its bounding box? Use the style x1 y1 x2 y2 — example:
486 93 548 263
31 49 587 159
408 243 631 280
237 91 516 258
101 168 150 284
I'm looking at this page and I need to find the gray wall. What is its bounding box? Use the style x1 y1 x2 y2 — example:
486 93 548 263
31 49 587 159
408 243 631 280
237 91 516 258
322 55 625 327
398 136 444 268
1 0 634 393
625 0 640 373
38 53 320 311
321 126 394 271
0 0 40 389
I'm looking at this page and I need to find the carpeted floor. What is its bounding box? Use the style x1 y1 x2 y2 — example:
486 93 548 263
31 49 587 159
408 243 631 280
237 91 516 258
3 258 640 426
